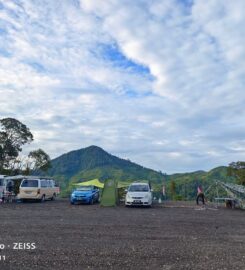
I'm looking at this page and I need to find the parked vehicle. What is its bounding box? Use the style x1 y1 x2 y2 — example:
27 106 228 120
70 185 100 205
125 182 152 207
0 175 5 201
18 178 59 202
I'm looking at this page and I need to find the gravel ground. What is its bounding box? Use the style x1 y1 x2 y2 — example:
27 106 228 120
0 199 244 270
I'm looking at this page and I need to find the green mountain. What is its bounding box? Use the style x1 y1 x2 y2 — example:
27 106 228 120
47 145 234 199
47 145 165 194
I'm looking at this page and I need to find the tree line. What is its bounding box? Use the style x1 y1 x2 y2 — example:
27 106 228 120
0 118 51 176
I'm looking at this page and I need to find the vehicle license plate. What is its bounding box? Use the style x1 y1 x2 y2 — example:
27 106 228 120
134 200 141 203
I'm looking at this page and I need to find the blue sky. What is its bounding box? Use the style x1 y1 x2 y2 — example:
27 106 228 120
0 0 245 173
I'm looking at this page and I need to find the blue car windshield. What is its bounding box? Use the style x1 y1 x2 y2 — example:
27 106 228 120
76 186 93 191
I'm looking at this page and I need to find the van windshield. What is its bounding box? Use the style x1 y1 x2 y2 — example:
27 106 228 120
128 185 149 192
21 180 38 188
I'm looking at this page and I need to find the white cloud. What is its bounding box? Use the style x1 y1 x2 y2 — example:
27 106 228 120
0 0 245 173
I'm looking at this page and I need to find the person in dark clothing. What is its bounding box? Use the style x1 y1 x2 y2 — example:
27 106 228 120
196 186 205 205
6 181 13 193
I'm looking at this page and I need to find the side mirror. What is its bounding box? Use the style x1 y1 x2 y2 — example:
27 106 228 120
124 189 128 192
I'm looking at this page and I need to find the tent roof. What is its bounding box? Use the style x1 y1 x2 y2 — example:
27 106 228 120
74 179 104 188
74 179 131 189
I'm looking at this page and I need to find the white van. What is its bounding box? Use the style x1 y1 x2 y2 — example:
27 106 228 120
18 178 58 202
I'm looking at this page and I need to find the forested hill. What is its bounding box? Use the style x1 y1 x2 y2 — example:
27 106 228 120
47 145 165 183
165 166 234 200
46 145 233 198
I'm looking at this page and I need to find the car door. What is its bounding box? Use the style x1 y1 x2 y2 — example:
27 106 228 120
40 180 48 198
93 186 99 201
48 180 54 198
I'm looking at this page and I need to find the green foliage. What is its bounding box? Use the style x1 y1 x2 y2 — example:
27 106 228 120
0 118 33 171
173 195 183 201
165 166 235 200
170 180 176 200
228 161 245 185
28 148 51 173
0 118 50 176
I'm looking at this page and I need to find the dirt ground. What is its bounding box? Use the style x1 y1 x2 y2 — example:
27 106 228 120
0 199 244 270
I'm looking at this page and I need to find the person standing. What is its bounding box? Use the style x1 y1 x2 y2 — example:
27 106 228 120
196 185 205 205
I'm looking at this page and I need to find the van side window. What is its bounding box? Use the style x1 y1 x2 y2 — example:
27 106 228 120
41 180 47 188
21 180 38 187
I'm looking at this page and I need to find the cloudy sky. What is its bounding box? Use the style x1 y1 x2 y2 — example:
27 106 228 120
0 0 245 173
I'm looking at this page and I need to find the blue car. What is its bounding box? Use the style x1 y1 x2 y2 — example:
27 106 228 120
70 186 100 205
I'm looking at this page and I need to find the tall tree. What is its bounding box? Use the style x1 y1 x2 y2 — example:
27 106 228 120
27 149 51 173
227 161 245 185
0 118 33 171
0 118 51 175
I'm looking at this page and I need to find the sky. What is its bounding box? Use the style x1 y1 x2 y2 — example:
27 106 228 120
0 0 245 174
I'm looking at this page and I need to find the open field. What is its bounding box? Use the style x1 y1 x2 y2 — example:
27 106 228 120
0 200 244 270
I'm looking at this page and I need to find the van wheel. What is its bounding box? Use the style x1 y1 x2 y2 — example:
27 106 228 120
90 198 94 205
51 193 56 201
40 195 45 203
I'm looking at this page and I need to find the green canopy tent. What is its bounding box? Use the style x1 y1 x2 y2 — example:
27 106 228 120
100 179 118 207
100 180 132 206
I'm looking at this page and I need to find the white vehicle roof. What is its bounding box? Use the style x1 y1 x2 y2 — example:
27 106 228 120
130 182 149 186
